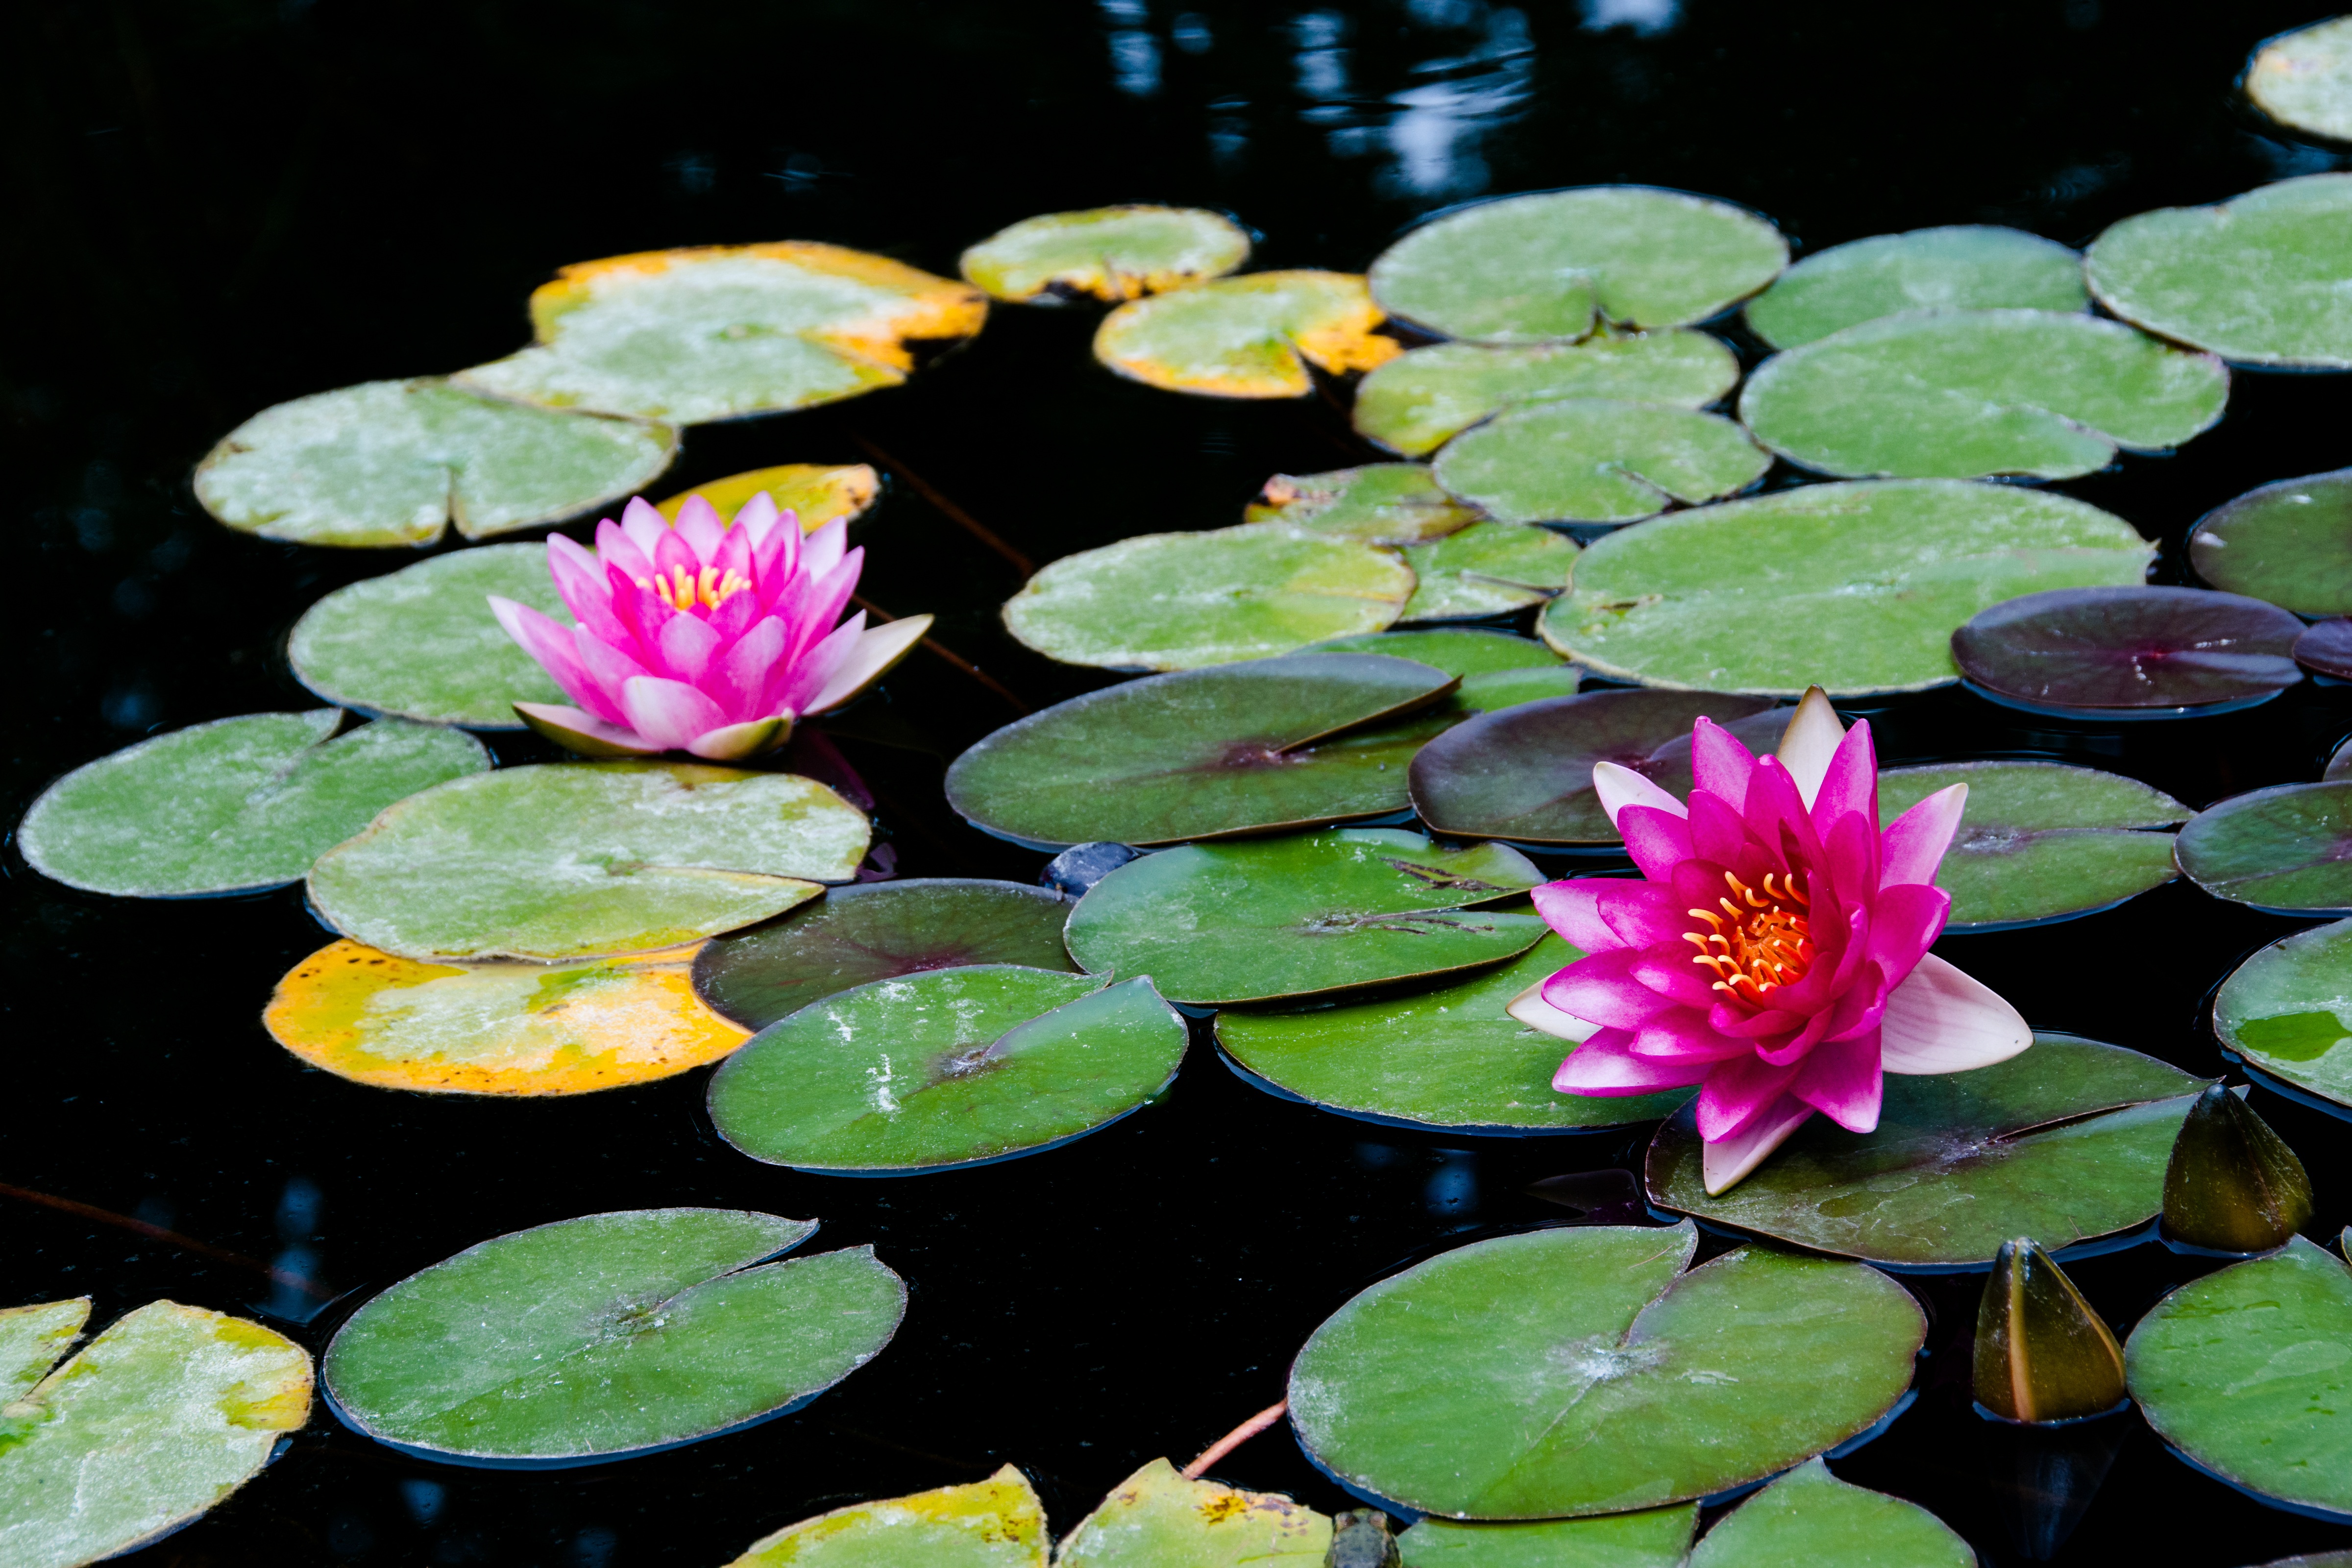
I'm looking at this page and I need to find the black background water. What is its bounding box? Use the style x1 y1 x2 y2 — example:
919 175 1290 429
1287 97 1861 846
7 1 2352 1562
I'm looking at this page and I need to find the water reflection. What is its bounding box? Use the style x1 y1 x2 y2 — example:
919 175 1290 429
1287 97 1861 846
267 1173 324 1323
1579 0 1679 36
1100 0 1162 96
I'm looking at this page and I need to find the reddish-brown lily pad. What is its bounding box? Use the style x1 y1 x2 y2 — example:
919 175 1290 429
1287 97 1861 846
2175 781 2352 915
1951 587 2305 718
2189 467 2352 617
2296 617 2352 681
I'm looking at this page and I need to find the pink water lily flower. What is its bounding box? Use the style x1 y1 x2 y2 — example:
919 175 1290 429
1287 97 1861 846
489 492 931 761
1511 689 2031 1195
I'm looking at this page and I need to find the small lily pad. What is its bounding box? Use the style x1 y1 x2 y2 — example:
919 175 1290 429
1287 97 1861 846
307 761 867 962
1002 522 1415 671
1287 1222 1924 1519
656 464 880 531
1540 480 2156 695
1244 465 1483 545
324 1209 903 1466
1951 586 2305 717
707 968 1186 1174
1065 828 1545 1006
1057 1459 1332 1567
2215 916 2352 1112
1686 1459 1972 1568
2249 17 2352 143
1396 1506 1696 1568
961 206 1252 304
1743 226 2088 349
1432 399 1770 525
1399 522 1581 622
1738 310 2229 481
1305 628 1578 712
194 378 677 548
1093 271 1401 397
1647 1033 2209 1269
2190 466 2352 616
19 711 490 898
725 1466 1048 1567
1353 332 1744 458
2175 781 2352 914
1368 187 1789 343
2298 617 2352 680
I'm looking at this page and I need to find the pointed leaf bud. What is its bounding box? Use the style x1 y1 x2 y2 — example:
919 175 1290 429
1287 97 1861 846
2161 1085 2315 1253
1775 685 1846 808
1972 1237 2127 1424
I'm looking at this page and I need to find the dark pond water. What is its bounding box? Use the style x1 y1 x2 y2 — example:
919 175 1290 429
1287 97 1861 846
9 1 2352 1563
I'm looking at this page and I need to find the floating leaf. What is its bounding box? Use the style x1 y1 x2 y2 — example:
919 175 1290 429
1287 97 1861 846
1743 226 2088 349
1952 587 2304 717
2301 617 2352 680
1399 522 1580 622
2215 917 2352 1113
1305 628 1577 712
1093 271 1400 397
1244 465 1483 545
655 464 880 531
0 1299 87 1395
307 761 866 962
1973 1239 2128 1424
724 1466 1048 1567
2175 781 2352 915
2189 466 2352 616
194 378 676 548
2248 17 2352 143
961 206 1252 304
457 243 987 423
1353 332 1743 458
1287 1222 1923 1519
1539 480 2155 695
1056 1459 1332 1566
1396 1506 1695 1568
1368 188 1789 343
19 711 489 898
1431 399 1770 525
1686 1459 1973 1568
2162 1085 2316 1251
323 1209 903 1466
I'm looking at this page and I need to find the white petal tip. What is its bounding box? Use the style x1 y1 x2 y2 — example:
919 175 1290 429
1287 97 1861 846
1775 686 1846 810
1700 1096 1817 1195
1879 954 2034 1075
806 615 934 716
686 715 793 761
512 703 661 758
1592 759 1688 829
1507 981 1600 1043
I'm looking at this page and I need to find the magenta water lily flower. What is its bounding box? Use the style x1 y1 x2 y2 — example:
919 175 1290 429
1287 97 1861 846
1511 689 2031 1195
489 492 931 761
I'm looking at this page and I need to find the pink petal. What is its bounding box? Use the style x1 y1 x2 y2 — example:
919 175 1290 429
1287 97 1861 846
1789 1027 1883 1132
674 496 726 562
1533 878 1684 953
570 628 650 725
652 524 700 583
752 511 799 604
1879 954 2032 1074
707 616 788 723
1686 789 1753 866
1882 782 1969 889
1866 881 1952 985
1592 760 1689 828
1742 755 1823 870
1696 1053 1803 1142
1809 718 1879 837
710 515 754 585
1774 687 1845 808
1541 950 1676 1029
1618 804 1698 882
703 577 761 646
1630 948 1721 1009
1754 1007 1834 1067
802 516 847 579
1700 1093 1816 1194
1552 1029 1714 1095
1508 980 1599 1042
620 676 727 752
732 490 781 542
1532 879 1618 952
1630 1010 1753 1063
620 496 668 559
775 614 867 715
488 596 611 716
803 615 932 716
546 535 615 633
1690 715 1759 808
656 611 724 685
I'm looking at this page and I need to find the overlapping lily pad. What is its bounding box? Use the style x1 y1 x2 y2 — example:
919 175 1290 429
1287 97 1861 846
1396 1506 1696 1568
1685 1459 1973 1568
2299 618 2352 681
961 206 1252 303
323 1209 903 1466
1399 522 1580 621
1647 1033 2209 1269
1432 399 1769 525
1065 828 1544 1005
1093 271 1400 397
2189 467 2352 616
1951 587 2305 718
2214 917 2352 1112
19 711 489 898
1743 226 2088 349
307 762 867 962
1287 1222 1924 1519
1057 1459 1332 1566
1244 465 1482 544
656 463 880 531
2248 17 2352 143
2175 781 2352 915
1539 480 2156 695
1352 332 1743 457
725 1466 1048 1567
1306 628 1577 711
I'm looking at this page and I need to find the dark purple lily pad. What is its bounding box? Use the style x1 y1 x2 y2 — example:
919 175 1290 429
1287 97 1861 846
2189 467 2352 616
2174 781 2352 916
1951 587 2305 718
2297 617 2352 682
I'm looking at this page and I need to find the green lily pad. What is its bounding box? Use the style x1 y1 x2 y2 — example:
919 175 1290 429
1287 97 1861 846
1432 399 1770 525
1400 522 1581 622
1056 1459 1332 1566
1396 1506 1696 1568
2214 917 2352 1113
1244 465 1483 545
1368 188 1789 343
2126 1236 2352 1521
1686 1459 1972 1568
18 711 490 899
1092 271 1401 398
1002 523 1415 671
724 1466 1048 1567
1877 761 2187 930
1305 629 1578 712
307 761 868 962
1647 1033 2209 1269
323 1209 903 1466
0 1300 312 1568
1951 587 2305 717
2249 17 2352 143
1065 828 1545 1006
944 652 1458 848
1287 1222 1924 1519
2176 781 2352 915
1738 310 2229 481
1353 332 1744 458
1539 480 2155 695
2190 466 2352 615
960 206 1251 304
708 968 1186 1174
693 880 1077 1031
2085 175 2352 369
194 378 677 548
1743 226 2088 349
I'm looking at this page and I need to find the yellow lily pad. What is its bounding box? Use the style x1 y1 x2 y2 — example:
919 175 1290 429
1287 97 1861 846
1057 1459 1332 1566
961 206 1251 303
724 1465 1049 1565
654 464 879 531
1094 271 1402 398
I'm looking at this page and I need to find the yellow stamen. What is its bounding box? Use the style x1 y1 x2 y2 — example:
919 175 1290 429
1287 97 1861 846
1685 870 1815 1004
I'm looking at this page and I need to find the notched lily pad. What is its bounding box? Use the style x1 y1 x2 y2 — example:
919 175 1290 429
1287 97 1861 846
656 464 880 532
1245 465 1482 545
2190 466 2352 616
1951 586 2305 718
1353 331 1743 458
1399 521 1581 622
961 206 1251 304
1305 628 1577 712
2215 916 2352 1113
2176 781 2352 915
725 1465 1048 1566
1743 226 2088 349
1093 271 1400 397
1057 1459 1332 1566
1432 398 1770 525
1685 1459 1973 1568
2249 17 2352 143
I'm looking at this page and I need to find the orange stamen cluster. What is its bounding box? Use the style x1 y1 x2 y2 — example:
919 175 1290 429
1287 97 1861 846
641 563 752 613
1685 870 1814 1003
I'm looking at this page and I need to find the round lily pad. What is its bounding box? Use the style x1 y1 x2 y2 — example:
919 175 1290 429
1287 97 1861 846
1353 332 1744 458
1093 271 1401 398
2175 781 2352 914
1432 399 1770 525
1396 1506 1695 1568
1539 480 2156 696
1738 310 2229 481
1244 465 1483 545
19 711 490 899
693 880 1077 1031
708 968 1186 1175
1001 522 1414 671
727 1466 1048 1567
2189 466 2352 615
324 1209 902 1467
1058 1460 1331 1567
1305 629 1578 712
1951 586 2305 718
2085 175 2352 369
1368 187 1789 343
194 378 677 548
1743 226 2088 349
1878 761 2186 930
2215 917 2352 1113
1399 522 1580 622
0 1300 312 1568
655 463 880 531
1685 1459 1973 1568
456 243 987 423
2249 17 2352 143
307 761 868 962
2298 617 2352 680
266 937 749 1096
960 206 1252 304
2126 1236 2352 1521
1286 1222 1924 1519
1065 828 1545 1006
1647 1033 2208 1269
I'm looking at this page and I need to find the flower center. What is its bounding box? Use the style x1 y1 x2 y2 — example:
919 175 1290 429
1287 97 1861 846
640 564 752 612
1684 870 1814 1003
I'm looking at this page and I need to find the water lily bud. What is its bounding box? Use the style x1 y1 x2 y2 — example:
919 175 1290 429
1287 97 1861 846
2161 1085 2314 1253
1326 1510 1400 1568
1972 1238 2127 1424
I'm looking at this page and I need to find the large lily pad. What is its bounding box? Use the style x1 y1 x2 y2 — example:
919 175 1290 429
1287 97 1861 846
2190 466 2352 616
323 1209 903 1466
1002 523 1414 671
1743 226 2088 349
1647 1033 2208 1269
1396 1507 1696 1568
1539 480 2155 695
1353 332 1743 458
961 206 1251 304
194 378 677 548
1951 587 2305 717
1399 522 1581 622
1306 629 1578 712
2214 917 2352 1112
725 1466 1048 1567
1287 1222 1924 1519
2175 781 2352 915
1431 399 1770 526
1244 465 1482 545
1064 828 1545 1006
1093 271 1400 397
2248 17 2352 143
1368 188 1789 343
307 762 867 962
656 463 880 531
0 1300 312 1568
1056 1459 1331 1566
457 243 987 423
1685 1459 1972 1568
19 711 489 898
1738 310 2229 481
